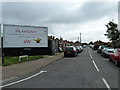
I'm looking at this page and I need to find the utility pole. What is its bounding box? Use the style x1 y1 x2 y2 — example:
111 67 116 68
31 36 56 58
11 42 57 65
1 24 4 66
80 33 81 45
78 37 79 45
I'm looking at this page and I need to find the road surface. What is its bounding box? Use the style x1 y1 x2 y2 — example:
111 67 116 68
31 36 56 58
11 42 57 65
2 47 118 89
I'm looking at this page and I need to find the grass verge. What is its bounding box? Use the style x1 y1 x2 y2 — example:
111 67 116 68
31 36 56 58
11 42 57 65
3 55 45 66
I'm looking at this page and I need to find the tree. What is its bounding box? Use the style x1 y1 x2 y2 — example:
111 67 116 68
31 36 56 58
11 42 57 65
105 20 120 48
89 41 93 45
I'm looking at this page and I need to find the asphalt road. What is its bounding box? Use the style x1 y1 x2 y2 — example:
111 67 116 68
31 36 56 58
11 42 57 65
2 47 119 89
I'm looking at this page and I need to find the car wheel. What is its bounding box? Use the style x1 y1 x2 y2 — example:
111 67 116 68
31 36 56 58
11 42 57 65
74 54 76 57
102 53 105 57
74 53 77 57
103 54 106 58
115 60 119 67
109 57 112 62
76 53 78 56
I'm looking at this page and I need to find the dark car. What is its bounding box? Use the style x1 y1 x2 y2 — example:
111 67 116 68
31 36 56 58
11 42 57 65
64 46 78 57
109 48 120 66
92 45 99 50
101 47 114 58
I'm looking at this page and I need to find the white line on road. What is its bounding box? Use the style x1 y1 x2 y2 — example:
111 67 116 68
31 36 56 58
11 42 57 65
0 70 47 88
102 78 111 90
90 54 93 59
89 51 93 58
92 60 100 72
89 51 91 55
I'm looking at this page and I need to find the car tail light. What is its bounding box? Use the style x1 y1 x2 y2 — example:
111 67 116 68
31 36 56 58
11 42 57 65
64 50 67 52
73 50 76 52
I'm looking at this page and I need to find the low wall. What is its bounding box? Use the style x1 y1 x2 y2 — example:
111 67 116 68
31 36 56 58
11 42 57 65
3 47 49 56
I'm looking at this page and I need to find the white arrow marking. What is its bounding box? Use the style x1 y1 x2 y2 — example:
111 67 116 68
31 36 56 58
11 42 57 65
0 70 47 88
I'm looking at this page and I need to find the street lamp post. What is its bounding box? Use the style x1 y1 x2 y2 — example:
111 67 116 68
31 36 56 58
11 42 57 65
78 37 79 45
80 33 81 45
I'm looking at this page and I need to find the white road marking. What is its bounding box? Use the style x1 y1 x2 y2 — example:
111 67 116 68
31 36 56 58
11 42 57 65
102 78 111 90
89 51 91 55
90 55 93 59
92 60 100 72
0 71 47 88
89 51 93 58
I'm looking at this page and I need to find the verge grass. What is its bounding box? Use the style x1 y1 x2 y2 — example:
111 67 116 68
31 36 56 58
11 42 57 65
3 55 45 66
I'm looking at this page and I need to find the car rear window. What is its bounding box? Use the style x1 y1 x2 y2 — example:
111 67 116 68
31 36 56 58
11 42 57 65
108 51 113 53
101 46 105 49
65 47 73 51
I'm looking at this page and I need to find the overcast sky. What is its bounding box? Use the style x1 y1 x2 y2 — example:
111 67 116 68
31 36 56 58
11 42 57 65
1 0 118 43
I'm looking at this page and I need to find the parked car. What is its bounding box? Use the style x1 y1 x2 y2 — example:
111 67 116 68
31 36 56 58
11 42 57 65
64 46 78 57
92 44 99 50
101 47 114 58
75 46 83 53
75 46 81 53
109 48 120 66
79 46 83 52
58 47 62 53
83 45 87 48
97 45 105 54
89 45 94 48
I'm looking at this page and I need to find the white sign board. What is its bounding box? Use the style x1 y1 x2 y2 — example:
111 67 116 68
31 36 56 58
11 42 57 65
3 24 48 48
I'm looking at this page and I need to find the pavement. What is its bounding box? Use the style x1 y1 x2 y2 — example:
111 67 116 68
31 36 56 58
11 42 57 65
2 52 64 81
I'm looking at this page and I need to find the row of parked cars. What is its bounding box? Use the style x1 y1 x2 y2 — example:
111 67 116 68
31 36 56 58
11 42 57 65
89 44 99 50
96 45 120 66
64 46 83 57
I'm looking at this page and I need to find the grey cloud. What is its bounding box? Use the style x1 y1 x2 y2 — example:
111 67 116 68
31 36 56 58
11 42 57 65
2 2 118 42
79 2 117 21
45 2 118 24
2 2 71 24
118 2 120 32
2 2 117 25
0 2 2 23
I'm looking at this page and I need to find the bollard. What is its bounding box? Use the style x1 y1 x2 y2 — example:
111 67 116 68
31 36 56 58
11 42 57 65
19 55 28 63
19 57 22 63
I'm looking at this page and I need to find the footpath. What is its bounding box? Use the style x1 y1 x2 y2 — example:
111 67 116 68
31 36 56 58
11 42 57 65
2 53 64 81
